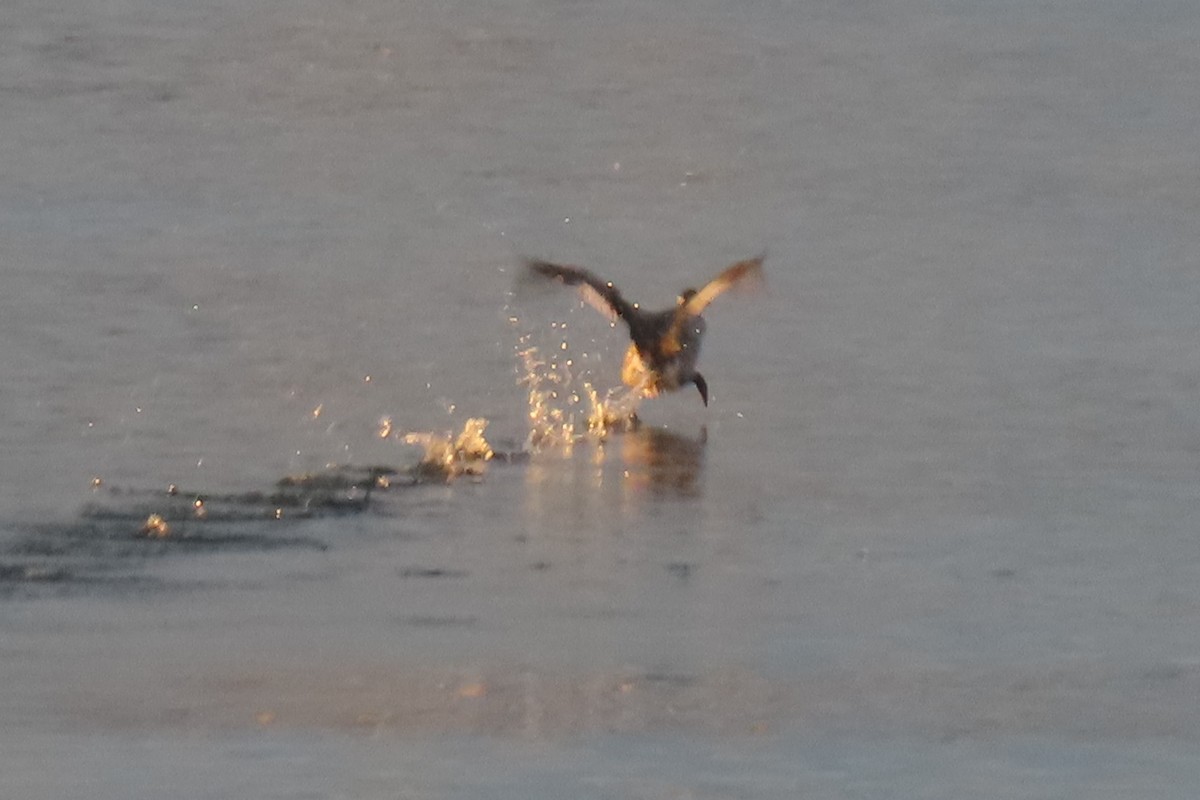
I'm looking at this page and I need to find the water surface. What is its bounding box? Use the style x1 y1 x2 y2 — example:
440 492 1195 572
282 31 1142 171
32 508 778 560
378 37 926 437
2 0 1199 797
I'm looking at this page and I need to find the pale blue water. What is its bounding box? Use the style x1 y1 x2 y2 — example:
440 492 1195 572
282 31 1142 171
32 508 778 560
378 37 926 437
2 0 1199 797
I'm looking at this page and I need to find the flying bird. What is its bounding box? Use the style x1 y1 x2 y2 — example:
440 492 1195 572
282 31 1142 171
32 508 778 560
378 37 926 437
525 254 765 405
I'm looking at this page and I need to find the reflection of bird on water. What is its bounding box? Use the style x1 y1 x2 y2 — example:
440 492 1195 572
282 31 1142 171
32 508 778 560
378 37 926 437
621 426 707 496
525 255 765 405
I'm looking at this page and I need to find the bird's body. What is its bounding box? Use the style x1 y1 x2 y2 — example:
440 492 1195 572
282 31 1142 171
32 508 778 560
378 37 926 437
525 255 764 405
618 307 705 398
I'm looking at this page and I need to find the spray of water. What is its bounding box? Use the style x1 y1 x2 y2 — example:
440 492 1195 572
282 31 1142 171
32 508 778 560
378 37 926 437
402 417 495 481
517 342 639 450
384 301 641 480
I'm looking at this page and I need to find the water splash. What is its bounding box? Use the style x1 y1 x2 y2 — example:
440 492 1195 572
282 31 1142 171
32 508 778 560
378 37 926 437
581 380 641 437
139 513 171 538
517 343 639 450
402 417 495 481
507 291 642 448
518 344 577 449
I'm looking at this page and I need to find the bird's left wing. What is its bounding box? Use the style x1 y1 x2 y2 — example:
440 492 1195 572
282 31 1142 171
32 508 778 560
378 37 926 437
680 254 766 317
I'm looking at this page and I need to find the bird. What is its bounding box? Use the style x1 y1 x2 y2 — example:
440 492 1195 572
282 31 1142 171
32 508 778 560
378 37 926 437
524 254 765 405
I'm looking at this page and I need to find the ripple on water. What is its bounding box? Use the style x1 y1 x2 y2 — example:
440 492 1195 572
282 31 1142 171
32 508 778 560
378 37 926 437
6 348 654 600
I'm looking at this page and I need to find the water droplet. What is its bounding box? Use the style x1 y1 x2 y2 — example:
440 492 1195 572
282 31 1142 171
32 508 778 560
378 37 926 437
140 514 170 538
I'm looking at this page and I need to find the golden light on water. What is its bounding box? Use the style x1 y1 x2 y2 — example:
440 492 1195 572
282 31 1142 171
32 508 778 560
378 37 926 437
403 418 494 481
140 513 170 538
518 344 639 448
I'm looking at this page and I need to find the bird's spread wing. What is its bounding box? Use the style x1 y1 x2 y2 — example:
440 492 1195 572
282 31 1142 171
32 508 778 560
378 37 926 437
525 259 635 322
680 254 766 317
660 254 765 357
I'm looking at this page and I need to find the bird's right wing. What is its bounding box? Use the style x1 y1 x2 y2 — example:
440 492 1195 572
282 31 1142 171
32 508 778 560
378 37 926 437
525 259 636 322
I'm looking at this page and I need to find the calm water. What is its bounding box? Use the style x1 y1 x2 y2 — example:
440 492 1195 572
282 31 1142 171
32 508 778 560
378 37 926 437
3 0 1199 797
